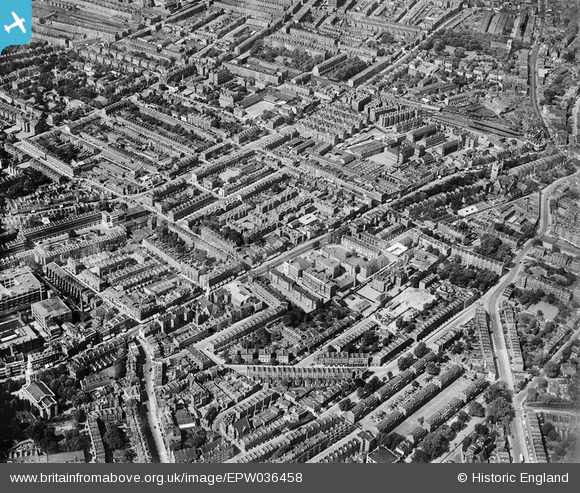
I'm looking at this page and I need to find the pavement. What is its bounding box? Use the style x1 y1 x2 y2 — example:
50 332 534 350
137 337 169 463
529 0 551 138
572 96 580 144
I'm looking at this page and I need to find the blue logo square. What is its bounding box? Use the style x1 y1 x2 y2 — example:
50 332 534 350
0 0 32 55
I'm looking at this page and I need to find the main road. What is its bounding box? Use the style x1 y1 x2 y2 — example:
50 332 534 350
485 168 579 461
529 0 551 138
137 337 170 463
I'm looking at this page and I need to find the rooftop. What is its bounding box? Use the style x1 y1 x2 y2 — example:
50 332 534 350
31 297 71 318
0 267 43 300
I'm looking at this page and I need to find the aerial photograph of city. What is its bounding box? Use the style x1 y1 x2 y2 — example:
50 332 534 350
0 0 579 466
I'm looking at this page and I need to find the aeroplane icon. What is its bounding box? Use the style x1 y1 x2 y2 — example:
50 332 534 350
4 12 26 34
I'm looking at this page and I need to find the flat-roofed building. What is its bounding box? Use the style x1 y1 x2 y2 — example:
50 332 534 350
0 267 45 315
31 297 72 332
0 318 42 356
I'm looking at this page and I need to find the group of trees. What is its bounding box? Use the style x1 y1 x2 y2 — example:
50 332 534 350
0 380 28 455
438 258 500 292
114 348 128 380
377 432 404 450
397 353 416 371
544 361 560 378
396 317 417 334
250 40 322 72
282 304 349 332
518 318 564 370
102 421 128 452
327 57 369 82
425 361 440 376
282 307 306 328
36 365 85 410
38 139 84 163
157 224 215 265
359 330 380 353
542 78 567 106
221 226 245 247
356 376 381 398
124 105 203 145
412 425 455 462
338 398 352 412
0 168 51 202
183 427 207 450
395 172 485 212
541 421 561 442
527 379 560 405
59 426 90 453
461 422 497 461
420 29 490 55
548 423 579 463
200 219 253 249
26 421 60 454
240 327 271 351
513 287 544 306
14 403 87 455
468 400 485 418
474 234 514 264
484 382 515 427
493 221 521 239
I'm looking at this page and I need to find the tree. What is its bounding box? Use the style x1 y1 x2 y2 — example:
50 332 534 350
546 427 561 442
414 342 430 358
462 436 472 452
542 421 562 442
114 351 127 379
468 401 485 418
421 427 451 460
361 329 378 345
222 412 235 427
378 432 404 450
25 421 59 453
103 423 126 451
364 376 380 394
411 449 430 463
72 408 86 423
283 308 305 328
123 449 136 462
451 421 463 433
338 399 352 412
484 382 512 404
398 354 415 371
474 423 489 435
425 361 440 375
187 429 207 449
487 397 515 427
545 361 559 378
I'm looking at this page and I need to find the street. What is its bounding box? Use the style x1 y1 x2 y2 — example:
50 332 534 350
137 337 169 463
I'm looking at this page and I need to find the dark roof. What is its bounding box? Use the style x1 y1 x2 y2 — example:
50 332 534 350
175 409 196 427
232 416 252 435
368 446 398 463
24 380 54 403
174 447 197 463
